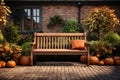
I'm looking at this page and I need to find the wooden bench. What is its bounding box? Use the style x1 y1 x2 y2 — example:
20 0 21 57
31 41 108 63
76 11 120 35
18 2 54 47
30 32 90 65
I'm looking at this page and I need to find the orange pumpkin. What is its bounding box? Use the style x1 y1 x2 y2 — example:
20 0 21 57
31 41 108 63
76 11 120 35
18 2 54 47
20 56 30 66
0 63 2 68
80 55 87 63
99 60 104 65
104 57 114 65
90 56 99 65
113 56 120 65
115 59 120 65
7 60 16 68
0 61 6 68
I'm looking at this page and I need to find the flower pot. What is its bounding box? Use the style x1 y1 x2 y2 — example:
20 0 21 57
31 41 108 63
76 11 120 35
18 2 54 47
20 56 30 66
80 55 87 63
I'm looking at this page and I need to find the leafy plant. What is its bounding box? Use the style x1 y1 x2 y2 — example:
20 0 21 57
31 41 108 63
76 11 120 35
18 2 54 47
90 40 115 59
83 6 119 40
5 23 19 44
47 15 64 28
21 42 31 56
63 18 84 33
0 42 22 62
0 0 11 25
103 31 120 46
103 31 120 56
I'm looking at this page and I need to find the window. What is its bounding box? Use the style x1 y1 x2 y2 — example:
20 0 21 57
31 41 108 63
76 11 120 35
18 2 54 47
13 7 42 33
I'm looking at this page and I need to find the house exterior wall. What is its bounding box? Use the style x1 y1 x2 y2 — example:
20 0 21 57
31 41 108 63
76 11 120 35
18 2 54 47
42 4 78 33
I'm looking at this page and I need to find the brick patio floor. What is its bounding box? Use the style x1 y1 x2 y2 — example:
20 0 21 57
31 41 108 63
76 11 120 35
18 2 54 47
0 62 120 80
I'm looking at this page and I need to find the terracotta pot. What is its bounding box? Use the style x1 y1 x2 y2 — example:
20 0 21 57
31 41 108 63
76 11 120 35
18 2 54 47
80 55 87 63
90 56 99 65
7 60 16 68
0 61 6 68
104 57 114 65
20 56 30 66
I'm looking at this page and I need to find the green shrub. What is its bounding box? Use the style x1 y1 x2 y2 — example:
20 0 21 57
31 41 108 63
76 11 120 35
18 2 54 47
21 42 31 56
63 18 84 33
5 23 19 44
103 31 120 46
47 15 64 28
90 40 115 59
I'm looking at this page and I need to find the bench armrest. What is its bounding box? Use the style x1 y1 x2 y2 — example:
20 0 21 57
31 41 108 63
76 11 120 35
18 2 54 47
31 42 36 46
85 42 90 46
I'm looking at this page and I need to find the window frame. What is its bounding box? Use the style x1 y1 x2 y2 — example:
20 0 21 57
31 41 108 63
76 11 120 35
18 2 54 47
13 6 42 33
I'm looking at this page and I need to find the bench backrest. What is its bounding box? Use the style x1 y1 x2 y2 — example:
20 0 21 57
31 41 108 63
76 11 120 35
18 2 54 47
34 32 86 49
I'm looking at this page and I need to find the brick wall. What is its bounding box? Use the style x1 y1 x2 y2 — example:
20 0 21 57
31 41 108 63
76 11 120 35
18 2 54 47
42 4 78 32
41 4 120 33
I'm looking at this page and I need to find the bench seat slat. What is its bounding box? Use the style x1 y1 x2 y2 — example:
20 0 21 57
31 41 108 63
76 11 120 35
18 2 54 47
33 49 87 53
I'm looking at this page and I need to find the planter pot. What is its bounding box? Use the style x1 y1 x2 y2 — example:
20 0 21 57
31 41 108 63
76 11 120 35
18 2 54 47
90 56 99 65
20 56 30 66
7 60 16 68
80 55 87 63
104 57 114 65
0 61 6 68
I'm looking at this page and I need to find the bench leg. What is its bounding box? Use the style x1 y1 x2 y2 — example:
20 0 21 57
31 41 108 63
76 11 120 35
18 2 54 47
87 52 90 66
30 52 33 65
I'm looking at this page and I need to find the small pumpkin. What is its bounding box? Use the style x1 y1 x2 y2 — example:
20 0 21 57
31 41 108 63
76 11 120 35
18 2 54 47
7 60 16 68
0 63 2 68
115 59 120 65
99 60 104 65
104 57 114 65
90 56 99 65
0 61 6 68
20 56 30 66
113 56 120 65
80 55 87 63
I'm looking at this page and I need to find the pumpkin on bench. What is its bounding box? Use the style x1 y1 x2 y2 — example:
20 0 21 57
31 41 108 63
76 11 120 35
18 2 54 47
30 32 90 65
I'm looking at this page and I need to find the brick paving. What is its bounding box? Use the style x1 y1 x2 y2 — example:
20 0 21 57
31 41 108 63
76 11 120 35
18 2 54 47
0 62 120 80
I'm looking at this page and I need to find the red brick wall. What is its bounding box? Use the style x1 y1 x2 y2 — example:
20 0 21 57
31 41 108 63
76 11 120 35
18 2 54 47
42 4 78 32
41 4 120 33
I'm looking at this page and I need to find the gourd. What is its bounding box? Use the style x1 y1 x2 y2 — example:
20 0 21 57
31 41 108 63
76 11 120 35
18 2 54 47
104 57 114 65
0 61 6 68
90 56 99 65
7 60 16 68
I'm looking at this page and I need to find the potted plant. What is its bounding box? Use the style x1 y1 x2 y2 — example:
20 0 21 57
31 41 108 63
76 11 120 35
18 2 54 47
20 42 31 66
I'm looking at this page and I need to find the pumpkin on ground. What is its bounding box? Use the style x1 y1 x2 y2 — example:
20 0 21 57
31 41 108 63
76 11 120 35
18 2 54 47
90 56 99 65
7 60 16 68
80 55 87 63
99 60 104 65
113 56 120 65
20 56 30 66
0 63 2 68
104 57 114 65
0 61 6 68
